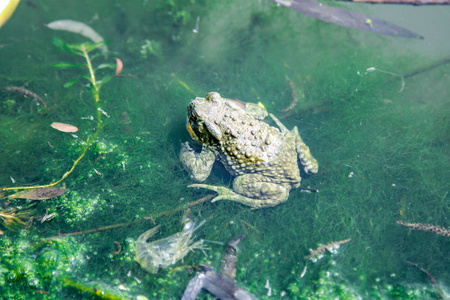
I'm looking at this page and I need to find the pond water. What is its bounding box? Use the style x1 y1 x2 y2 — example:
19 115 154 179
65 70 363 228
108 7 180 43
1 0 449 299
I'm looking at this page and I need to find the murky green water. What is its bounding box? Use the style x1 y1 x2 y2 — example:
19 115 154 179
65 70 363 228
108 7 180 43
1 0 449 299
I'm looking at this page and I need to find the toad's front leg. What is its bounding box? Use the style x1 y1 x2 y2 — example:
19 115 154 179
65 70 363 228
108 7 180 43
180 142 216 182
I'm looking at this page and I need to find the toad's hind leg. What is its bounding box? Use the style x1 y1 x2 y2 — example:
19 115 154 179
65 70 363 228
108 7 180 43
189 177 288 209
292 126 318 174
269 113 318 174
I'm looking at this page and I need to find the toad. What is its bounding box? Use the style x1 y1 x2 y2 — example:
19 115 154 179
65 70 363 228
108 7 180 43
180 92 318 209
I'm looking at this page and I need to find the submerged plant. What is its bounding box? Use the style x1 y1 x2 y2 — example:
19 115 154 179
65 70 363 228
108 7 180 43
0 204 35 230
1 38 115 197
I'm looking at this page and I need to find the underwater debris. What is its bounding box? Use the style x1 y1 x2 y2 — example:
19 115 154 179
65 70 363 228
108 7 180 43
36 210 57 223
112 241 122 255
50 122 79 133
45 19 109 54
182 234 257 300
0 0 20 28
364 67 405 92
113 58 137 78
267 0 422 39
135 215 206 274
192 16 200 33
6 187 67 200
305 238 351 261
280 75 299 113
396 220 449 237
1 86 47 107
114 58 123 76
219 234 246 282
404 260 446 299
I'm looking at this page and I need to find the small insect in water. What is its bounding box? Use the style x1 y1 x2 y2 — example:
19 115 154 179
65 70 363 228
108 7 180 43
38 210 56 223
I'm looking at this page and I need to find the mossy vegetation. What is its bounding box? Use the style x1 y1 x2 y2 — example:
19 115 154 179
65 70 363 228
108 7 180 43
1 0 448 299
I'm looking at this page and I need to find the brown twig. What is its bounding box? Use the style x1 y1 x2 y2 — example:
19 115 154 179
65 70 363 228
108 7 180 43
305 238 351 261
280 75 300 113
148 194 214 219
45 194 214 239
112 241 122 255
1 86 47 107
403 56 450 79
405 261 445 299
396 220 449 237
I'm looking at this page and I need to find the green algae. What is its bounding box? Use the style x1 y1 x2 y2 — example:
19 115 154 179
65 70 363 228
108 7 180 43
1 0 449 299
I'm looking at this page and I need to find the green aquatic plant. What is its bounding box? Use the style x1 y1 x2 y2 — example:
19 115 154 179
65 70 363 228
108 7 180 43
0 204 35 230
1 38 115 197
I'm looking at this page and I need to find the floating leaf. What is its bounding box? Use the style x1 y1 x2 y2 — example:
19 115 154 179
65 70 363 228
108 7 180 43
51 122 79 133
7 188 67 200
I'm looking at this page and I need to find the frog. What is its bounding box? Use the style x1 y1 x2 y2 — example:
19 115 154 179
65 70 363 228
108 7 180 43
180 92 319 209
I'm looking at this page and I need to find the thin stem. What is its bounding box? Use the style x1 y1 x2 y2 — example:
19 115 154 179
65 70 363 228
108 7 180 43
45 194 214 239
81 45 103 129
81 45 99 103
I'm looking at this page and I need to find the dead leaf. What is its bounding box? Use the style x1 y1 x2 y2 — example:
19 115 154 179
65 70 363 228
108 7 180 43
115 58 123 76
51 122 78 133
7 188 67 200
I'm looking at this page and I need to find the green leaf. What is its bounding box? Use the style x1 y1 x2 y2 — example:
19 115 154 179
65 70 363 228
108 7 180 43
52 37 67 51
53 62 87 69
63 77 80 88
82 41 107 53
96 74 113 89
64 44 85 57
80 74 94 84
52 37 84 56
91 52 108 60
96 63 115 70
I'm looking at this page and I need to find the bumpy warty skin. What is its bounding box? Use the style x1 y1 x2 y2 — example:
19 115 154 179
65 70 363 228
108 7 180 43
181 92 318 208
